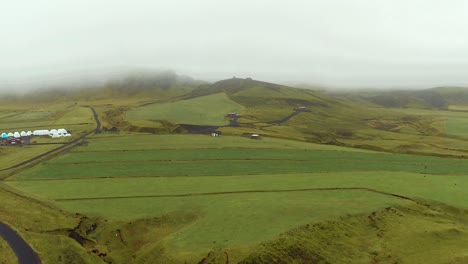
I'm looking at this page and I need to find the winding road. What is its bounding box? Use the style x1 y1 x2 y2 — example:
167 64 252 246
0 106 100 264
0 222 41 264
0 106 101 172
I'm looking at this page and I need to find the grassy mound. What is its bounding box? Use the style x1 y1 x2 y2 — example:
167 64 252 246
240 202 468 264
127 93 244 126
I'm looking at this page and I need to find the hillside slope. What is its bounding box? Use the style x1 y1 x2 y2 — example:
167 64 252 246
121 78 468 156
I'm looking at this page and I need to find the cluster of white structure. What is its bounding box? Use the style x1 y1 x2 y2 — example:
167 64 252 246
1 128 71 139
33 128 71 138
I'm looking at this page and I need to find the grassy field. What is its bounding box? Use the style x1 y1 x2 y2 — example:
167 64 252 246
4 81 468 263
6 133 468 263
0 104 95 171
127 93 244 126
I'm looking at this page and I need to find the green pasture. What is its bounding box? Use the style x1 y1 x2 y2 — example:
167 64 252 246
83 134 372 152
7 171 468 208
0 145 59 169
127 93 244 126
8 132 468 262
11 149 468 180
55 190 411 263
444 116 468 137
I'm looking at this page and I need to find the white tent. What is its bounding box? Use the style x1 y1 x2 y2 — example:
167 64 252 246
63 133 72 137
51 133 62 138
57 128 68 134
13 132 20 138
7 132 13 137
33 130 50 136
26 131 32 136
50 129 58 134
20 131 27 137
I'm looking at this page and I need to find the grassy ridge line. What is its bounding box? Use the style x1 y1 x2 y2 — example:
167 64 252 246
53 187 420 203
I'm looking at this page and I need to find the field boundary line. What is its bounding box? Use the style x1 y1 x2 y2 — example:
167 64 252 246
11 169 466 181
46 158 468 166
53 187 419 204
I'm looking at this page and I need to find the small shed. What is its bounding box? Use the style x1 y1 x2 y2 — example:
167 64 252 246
250 134 261 139
296 106 308 111
226 112 238 118
211 131 221 137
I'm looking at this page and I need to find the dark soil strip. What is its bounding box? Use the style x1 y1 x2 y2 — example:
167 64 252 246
0 222 41 264
267 110 302 124
178 124 220 134
179 109 307 133
0 106 101 172
54 187 418 203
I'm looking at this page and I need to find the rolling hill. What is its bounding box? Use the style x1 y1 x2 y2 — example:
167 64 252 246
4 74 468 263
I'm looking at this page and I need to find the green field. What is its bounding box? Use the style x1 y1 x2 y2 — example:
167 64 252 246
7 133 468 263
4 79 468 263
127 93 244 126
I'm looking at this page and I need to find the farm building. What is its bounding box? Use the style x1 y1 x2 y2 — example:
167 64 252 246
250 134 261 139
226 112 239 118
211 131 221 137
2 138 22 145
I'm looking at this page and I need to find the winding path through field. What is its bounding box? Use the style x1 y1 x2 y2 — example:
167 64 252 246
0 106 100 263
0 106 101 172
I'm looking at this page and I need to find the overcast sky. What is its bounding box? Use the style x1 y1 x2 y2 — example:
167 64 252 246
1 0 468 89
